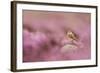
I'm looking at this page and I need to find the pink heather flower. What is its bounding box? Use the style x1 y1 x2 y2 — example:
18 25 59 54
23 11 91 62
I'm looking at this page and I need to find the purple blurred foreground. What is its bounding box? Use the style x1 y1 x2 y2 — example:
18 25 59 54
23 11 91 62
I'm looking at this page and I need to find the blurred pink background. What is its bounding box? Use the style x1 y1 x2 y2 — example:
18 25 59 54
23 10 91 62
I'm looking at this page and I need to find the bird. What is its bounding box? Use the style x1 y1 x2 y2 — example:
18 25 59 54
66 30 78 42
